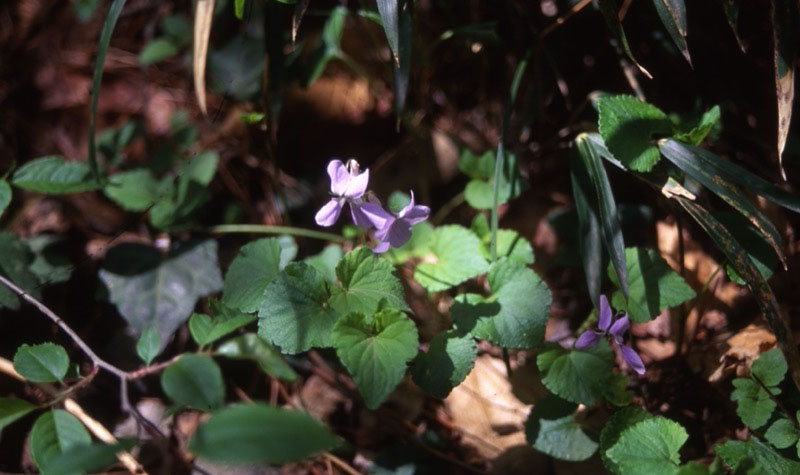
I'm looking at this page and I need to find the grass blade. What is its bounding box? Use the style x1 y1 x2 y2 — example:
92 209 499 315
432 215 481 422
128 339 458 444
596 0 652 78
376 0 400 65
87 0 128 185
772 0 797 178
571 152 603 306
193 0 215 115
651 0 691 65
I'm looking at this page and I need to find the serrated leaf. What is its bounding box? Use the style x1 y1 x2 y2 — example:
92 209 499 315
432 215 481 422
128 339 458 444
0 398 36 433
606 417 688 475
731 378 776 429
13 343 69 383
0 179 10 218
717 438 800 473
332 309 419 409
525 395 598 461
659 139 786 267
160 354 224 411
765 418 799 448
12 156 99 194
46 440 137 474
139 37 178 64
752 348 788 387
460 150 527 210
466 259 551 349
411 330 476 398
413 225 489 292
189 302 256 347
222 237 297 313
216 333 297 381
596 0 652 78
99 239 223 345
600 406 653 473
30 410 92 474
136 325 160 365
575 133 629 301
609 247 696 323
537 340 614 405
674 106 721 145
304 244 343 283
0 232 41 310
258 263 338 354
598 96 672 172
104 168 161 211
189 404 340 464
478 229 534 265
329 247 408 315
652 0 690 64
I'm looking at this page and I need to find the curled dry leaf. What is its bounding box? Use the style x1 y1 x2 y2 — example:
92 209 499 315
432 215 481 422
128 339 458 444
709 324 777 382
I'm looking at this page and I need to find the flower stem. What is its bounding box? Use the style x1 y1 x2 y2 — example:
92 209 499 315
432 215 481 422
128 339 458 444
206 224 347 242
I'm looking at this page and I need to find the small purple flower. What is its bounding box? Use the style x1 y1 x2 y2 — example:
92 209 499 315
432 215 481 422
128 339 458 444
372 191 430 253
315 159 383 228
575 295 645 375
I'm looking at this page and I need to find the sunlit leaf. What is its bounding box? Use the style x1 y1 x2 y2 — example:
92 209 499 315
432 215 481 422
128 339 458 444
216 333 297 381
46 440 137 474
13 343 69 383
598 96 672 172
139 37 178 65
12 156 99 194
189 301 256 347
606 417 688 475
413 225 489 292
600 407 653 473
222 237 297 313
772 0 796 177
537 340 614 406
104 168 161 211
329 247 408 315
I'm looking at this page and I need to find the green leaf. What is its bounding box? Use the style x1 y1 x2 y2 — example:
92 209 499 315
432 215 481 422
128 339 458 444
460 150 527 210
609 247 696 323
46 440 137 474
466 259 551 349
30 410 92 474
222 237 297 313
765 418 799 449
411 330 476 398
332 309 419 409
413 225 489 292
161 15 191 45
258 263 338 354
674 106 721 145
716 212 779 285
773 0 796 174
731 378 776 429
26 235 73 285
677 462 710 475
651 0 690 64
304 244 343 283
571 151 603 305
659 139 786 266
189 404 340 464
0 398 36 433
216 333 297 382
575 133 629 300
525 395 598 461
376 0 400 63
600 407 653 473
0 232 41 310
606 417 688 475
717 438 800 473
136 324 160 365
189 302 256 347
307 6 348 84
139 37 178 64
234 0 246 19
99 240 223 344
537 340 614 406
598 96 672 172
160 354 225 411
478 229 534 265
11 156 99 194
0 179 10 218
752 348 788 387
329 247 408 315
721 0 743 51
392 0 412 115
13 343 69 383
596 0 651 78
104 168 161 211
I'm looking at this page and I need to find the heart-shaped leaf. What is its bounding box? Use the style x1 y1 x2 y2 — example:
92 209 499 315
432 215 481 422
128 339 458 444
222 237 297 313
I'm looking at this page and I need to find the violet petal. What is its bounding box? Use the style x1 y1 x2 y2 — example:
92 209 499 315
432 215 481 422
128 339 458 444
342 169 369 199
598 294 612 332
619 344 646 375
609 315 630 340
575 330 602 350
315 199 344 227
372 240 391 253
386 219 413 248
327 160 350 196
351 201 392 229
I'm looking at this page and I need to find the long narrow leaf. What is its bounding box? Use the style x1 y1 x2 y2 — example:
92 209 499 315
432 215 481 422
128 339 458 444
571 153 604 306
376 0 400 65
772 0 797 178
651 0 691 65
596 0 652 78
193 0 215 115
721 0 744 51
658 139 800 214
659 139 787 268
393 0 412 117
675 196 800 393
87 0 128 185
575 133 629 298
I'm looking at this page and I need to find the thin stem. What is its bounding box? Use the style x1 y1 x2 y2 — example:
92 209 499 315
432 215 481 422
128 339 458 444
431 191 465 225
0 274 127 380
206 224 346 242
675 216 688 355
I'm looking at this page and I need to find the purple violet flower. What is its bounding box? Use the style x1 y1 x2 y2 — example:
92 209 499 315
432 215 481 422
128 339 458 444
575 295 645 375
315 159 386 228
371 191 430 253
